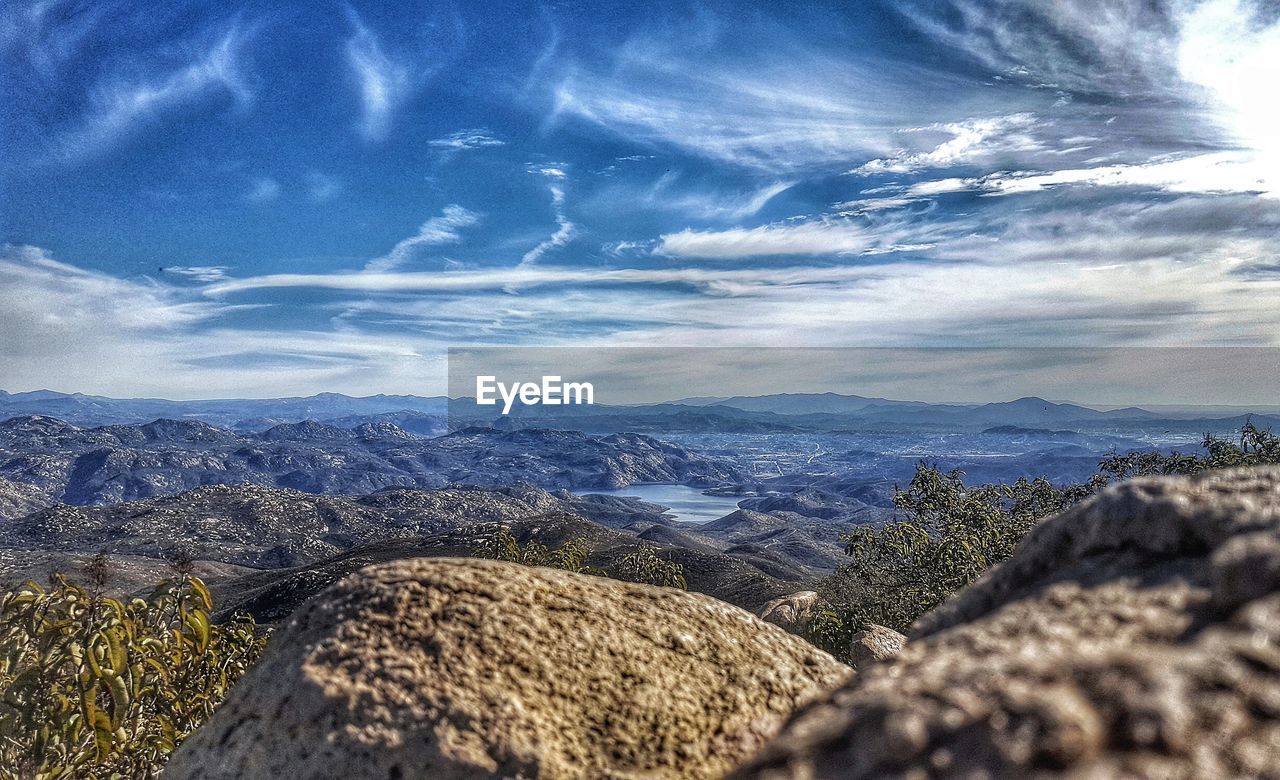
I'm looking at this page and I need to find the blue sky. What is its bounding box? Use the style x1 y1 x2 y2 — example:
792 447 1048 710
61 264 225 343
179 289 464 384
1 0 1278 398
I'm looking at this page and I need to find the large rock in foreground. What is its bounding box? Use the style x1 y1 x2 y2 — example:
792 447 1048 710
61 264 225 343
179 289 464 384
733 466 1280 778
167 557 848 779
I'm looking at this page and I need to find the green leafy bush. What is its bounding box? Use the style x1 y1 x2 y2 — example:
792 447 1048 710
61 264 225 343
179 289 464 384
472 526 686 589
472 526 602 574
0 572 267 778
1096 421 1280 481
810 422 1280 654
616 547 688 590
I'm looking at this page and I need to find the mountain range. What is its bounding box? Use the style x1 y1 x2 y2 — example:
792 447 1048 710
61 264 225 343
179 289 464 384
0 415 743 514
0 481 878 621
6 389 1278 434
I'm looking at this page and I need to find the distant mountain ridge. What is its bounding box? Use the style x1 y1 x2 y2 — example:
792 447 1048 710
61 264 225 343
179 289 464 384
4 389 1278 435
0 389 449 429
686 393 1159 422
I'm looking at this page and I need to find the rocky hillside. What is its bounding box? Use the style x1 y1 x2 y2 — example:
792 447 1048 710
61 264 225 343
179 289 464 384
0 415 745 514
148 465 1280 778
209 511 802 622
0 483 569 568
165 558 849 780
0 476 49 521
0 483 808 618
0 549 252 596
732 466 1280 778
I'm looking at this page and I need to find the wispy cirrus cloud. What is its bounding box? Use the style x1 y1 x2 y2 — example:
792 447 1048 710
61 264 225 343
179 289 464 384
0 244 443 397
246 176 280 203
890 0 1278 174
0 244 222 387
657 221 876 259
893 0 1183 99
859 151 1275 204
345 7 411 142
851 114 1041 175
305 172 343 202
589 173 793 221
162 266 231 283
547 26 974 171
198 202 1280 350
519 170 577 267
655 212 944 259
52 22 255 160
363 205 481 273
0 0 109 82
428 129 505 153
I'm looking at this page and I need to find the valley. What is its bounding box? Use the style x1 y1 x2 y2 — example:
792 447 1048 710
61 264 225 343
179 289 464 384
1 388 1266 628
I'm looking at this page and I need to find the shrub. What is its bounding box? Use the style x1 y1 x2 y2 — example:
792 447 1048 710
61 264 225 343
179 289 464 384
472 526 686 589
811 422 1280 654
827 467 1066 633
0 572 267 778
616 547 687 590
471 525 601 575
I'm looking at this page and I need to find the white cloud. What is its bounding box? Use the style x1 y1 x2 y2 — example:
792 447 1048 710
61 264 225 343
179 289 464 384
657 221 874 259
602 240 655 257
364 205 481 273
897 0 1183 99
519 176 577 267
199 210 1280 355
851 114 1040 175
205 263 872 295
429 130 503 149
0 245 448 398
428 129 505 153
345 9 410 141
833 197 920 214
548 32 961 170
1176 0 1280 188
163 266 230 283
0 245 221 391
654 212 947 259
246 176 280 203
6 205 1279 398
57 23 254 159
970 152 1272 198
596 173 793 221
305 172 342 202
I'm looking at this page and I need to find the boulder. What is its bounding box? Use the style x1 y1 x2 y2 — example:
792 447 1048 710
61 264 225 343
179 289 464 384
846 624 904 669
731 467 1280 778
759 590 820 633
167 557 849 779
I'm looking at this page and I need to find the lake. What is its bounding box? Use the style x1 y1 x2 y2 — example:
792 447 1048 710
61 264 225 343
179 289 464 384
582 483 744 524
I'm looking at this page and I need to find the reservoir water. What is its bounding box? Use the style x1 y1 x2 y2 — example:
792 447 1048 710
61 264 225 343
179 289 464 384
582 483 744 524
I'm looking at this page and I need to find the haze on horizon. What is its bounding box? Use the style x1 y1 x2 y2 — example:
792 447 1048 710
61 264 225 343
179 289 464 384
2 0 1279 400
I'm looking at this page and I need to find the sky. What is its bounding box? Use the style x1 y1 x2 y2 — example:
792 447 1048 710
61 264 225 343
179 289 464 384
1 0 1279 400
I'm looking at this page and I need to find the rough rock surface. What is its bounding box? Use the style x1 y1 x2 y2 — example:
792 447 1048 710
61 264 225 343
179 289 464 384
846 623 905 669
167 557 849 779
759 590 820 633
732 467 1280 779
